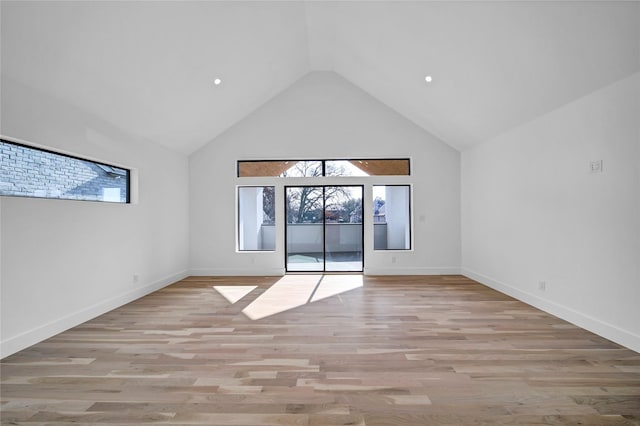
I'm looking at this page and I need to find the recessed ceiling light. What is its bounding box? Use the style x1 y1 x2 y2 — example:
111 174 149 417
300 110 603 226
214 78 222 86
425 75 433 83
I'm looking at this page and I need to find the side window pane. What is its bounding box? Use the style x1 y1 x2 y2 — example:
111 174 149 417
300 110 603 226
1 139 129 203
373 185 411 250
238 186 275 251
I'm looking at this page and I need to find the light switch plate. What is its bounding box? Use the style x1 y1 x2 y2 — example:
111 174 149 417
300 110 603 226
590 160 603 173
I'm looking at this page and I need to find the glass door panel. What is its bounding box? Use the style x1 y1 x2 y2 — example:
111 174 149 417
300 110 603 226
285 186 364 273
324 186 363 272
286 186 325 272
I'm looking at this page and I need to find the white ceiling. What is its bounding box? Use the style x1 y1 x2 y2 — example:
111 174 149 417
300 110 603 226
2 1 638 154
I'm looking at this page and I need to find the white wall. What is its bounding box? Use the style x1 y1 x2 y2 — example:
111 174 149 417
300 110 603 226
462 73 640 352
0 78 190 358
190 72 460 276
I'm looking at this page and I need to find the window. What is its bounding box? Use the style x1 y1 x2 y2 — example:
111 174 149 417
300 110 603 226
280 161 323 177
0 139 130 203
329 159 410 176
324 161 369 177
238 159 410 177
373 185 411 250
238 186 276 251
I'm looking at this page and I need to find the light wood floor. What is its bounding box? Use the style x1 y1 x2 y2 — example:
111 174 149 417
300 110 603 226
2 275 639 425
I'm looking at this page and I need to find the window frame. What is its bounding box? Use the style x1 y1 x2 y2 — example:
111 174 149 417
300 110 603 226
372 184 413 251
237 185 277 252
237 158 411 178
1 138 131 204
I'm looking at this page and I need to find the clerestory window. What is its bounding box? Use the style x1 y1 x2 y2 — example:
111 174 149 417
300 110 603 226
237 159 410 177
1 139 130 203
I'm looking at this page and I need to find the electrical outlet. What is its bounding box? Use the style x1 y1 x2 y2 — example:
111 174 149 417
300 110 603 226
133 274 140 284
538 281 546 291
391 256 397 264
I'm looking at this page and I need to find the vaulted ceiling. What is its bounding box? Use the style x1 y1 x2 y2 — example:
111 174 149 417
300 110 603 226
2 1 638 155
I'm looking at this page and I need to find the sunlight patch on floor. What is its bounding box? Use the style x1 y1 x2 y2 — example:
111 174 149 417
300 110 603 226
310 274 363 302
240 274 364 320
212 275 364 320
242 275 322 320
212 286 257 304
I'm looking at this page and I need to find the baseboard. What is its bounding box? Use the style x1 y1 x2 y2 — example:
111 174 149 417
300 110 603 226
0 270 189 359
190 267 286 276
364 266 461 275
462 268 640 354
190 267 460 276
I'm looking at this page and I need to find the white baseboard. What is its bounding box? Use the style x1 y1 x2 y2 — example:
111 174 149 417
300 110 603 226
192 267 460 276
364 266 460 276
462 268 640 354
190 267 286 276
0 270 189 359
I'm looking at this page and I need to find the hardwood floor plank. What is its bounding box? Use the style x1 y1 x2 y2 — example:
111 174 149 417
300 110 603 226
2 275 639 425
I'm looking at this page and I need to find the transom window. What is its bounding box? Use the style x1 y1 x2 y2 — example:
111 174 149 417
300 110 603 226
237 159 410 177
1 139 130 203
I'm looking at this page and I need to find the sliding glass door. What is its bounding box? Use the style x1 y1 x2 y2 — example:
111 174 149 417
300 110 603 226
285 186 363 272
324 186 363 271
285 186 325 271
